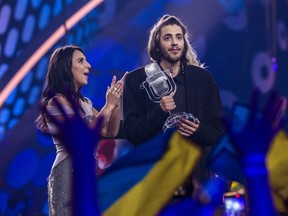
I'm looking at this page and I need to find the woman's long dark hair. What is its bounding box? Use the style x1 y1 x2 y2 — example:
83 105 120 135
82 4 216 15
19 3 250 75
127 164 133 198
35 45 85 132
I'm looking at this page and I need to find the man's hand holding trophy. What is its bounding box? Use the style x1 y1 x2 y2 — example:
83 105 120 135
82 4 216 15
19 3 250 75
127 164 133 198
141 62 196 132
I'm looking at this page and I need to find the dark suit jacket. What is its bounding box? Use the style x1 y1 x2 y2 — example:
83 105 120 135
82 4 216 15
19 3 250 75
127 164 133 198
123 63 224 182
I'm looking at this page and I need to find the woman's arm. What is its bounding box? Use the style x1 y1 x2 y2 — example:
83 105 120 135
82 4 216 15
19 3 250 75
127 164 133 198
106 103 121 137
93 103 119 137
96 73 127 137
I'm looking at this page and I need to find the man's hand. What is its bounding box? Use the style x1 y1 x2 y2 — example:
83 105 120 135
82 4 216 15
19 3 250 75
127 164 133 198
177 118 200 137
160 92 176 113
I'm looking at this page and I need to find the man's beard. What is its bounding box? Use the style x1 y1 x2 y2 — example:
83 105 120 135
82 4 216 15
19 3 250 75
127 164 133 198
160 48 184 63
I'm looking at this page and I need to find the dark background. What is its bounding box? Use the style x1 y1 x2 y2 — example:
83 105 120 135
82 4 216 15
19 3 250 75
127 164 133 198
0 0 287 214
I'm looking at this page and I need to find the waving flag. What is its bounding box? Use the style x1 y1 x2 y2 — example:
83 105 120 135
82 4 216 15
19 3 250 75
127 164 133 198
97 130 202 216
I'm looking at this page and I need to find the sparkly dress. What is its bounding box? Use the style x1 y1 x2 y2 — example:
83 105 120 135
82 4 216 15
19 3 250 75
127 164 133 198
46 96 95 216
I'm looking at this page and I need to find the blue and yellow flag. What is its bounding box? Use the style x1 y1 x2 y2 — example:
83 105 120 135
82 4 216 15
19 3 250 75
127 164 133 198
97 130 202 216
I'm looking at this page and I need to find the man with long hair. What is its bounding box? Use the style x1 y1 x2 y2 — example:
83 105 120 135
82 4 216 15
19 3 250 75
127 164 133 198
123 15 224 198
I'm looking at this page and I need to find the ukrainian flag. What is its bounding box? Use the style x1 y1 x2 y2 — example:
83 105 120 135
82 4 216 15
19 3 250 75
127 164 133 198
97 130 202 216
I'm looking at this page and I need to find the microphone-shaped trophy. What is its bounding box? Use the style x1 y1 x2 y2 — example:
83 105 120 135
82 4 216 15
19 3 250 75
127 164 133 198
141 62 196 132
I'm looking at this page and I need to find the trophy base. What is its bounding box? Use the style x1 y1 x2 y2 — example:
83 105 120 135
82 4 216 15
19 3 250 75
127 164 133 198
162 112 196 132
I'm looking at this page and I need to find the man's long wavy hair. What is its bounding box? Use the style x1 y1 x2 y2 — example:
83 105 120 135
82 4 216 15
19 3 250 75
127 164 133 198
147 14 204 67
35 45 85 132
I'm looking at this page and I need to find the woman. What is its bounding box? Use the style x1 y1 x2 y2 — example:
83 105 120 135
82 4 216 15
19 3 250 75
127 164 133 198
35 45 125 215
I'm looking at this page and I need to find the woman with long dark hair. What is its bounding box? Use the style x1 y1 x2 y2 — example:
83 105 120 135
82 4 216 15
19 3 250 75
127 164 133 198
36 45 125 215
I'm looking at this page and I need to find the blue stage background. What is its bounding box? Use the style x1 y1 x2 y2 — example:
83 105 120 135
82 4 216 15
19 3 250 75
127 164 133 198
0 0 287 214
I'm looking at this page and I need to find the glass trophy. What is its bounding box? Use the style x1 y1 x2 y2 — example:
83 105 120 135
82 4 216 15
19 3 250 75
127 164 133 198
141 62 196 132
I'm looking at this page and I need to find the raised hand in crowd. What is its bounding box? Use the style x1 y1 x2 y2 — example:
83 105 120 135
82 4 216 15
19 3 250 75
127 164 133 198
224 89 287 216
43 92 102 216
